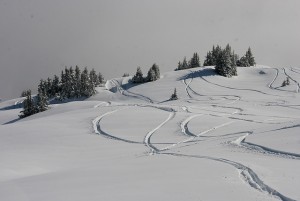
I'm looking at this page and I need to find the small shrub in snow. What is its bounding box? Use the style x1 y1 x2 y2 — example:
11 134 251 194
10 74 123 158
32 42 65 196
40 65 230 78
282 77 290 87
259 70 266 75
170 88 178 100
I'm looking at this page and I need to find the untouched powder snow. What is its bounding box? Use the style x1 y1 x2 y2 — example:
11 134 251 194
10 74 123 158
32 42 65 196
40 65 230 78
0 66 300 201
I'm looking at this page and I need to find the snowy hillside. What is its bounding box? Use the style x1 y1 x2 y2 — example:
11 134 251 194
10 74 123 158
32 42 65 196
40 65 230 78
0 66 300 201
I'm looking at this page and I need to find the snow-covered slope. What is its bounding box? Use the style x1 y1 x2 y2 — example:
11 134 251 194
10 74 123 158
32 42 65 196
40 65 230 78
0 66 299 201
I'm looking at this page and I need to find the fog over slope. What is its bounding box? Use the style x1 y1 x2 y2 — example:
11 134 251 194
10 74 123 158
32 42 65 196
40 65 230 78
1 0 300 100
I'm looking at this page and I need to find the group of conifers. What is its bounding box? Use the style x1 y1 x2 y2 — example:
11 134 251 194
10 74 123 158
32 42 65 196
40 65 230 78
20 44 256 118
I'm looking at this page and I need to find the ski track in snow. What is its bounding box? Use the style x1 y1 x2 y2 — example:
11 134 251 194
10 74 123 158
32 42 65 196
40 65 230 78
93 108 141 144
112 79 154 103
162 153 296 201
183 71 241 104
200 74 285 97
144 110 176 153
290 67 300 75
93 68 300 200
160 121 235 152
268 68 279 89
180 114 204 137
93 101 111 108
230 131 300 160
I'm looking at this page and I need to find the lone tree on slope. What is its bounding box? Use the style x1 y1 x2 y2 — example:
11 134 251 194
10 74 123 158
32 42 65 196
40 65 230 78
170 88 178 100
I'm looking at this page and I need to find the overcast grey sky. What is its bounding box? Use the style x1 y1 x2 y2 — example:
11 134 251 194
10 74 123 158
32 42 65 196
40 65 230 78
1 0 300 100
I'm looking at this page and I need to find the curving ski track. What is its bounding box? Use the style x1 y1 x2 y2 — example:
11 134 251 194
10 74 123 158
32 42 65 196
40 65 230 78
232 133 300 160
183 71 241 104
160 121 235 151
180 114 204 137
200 75 284 97
93 109 141 144
144 110 176 153
268 68 279 89
163 153 296 201
112 79 154 103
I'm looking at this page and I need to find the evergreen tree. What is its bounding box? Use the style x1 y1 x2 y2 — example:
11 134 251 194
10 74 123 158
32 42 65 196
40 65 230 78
182 57 188 69
203 51 213 66
21 90 30 97
170 88 178 100
80 67 93 97
51 75 60 98
231 51 238 76
150 63 160 80
60 70 67 100
69 67 76 98
132 67 144 83
190 53 201 68
89 68 98 87
45 77 52 98
147 68 156 82
98 72 104 84
237 56 250 67
245 47 256 66
36 88 48 112
204 45 222 66
19 90 38 118
215 48 237 77
286 77 290 85
212 45 222 65
237 47 255 67
74 66 81 98
176 61 183 71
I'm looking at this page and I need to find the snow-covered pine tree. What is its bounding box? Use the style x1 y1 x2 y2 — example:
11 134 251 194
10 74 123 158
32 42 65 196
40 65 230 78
19 90 38 118
245 47 256 66
74 66 81 98
231 51 238 76
203 51 213 66
147 68 156 82
190 53 200 68
60 70 67 100
80 67 93 97
51 75 60 98
36 88 48 112
21 90 30 97
45 77 52 98
237 56 250 67
69 67 76 98
215 49 233 77
176 61 182 71
132 67 144 83
98 72 104 85
212 45 222 65
150 63 160 80
89 68 98 87
182 57 188 69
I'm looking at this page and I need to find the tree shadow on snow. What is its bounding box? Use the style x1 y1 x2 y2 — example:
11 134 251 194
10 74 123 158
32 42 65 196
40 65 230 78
177 68 217 81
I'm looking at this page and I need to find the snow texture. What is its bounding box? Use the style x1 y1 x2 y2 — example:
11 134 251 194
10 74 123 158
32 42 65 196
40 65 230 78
1 66 300 201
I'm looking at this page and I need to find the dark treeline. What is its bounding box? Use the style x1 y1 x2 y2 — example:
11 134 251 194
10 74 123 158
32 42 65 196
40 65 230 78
132 63 160 84
176 53 201 71
176 45 256 77
20 66 104 118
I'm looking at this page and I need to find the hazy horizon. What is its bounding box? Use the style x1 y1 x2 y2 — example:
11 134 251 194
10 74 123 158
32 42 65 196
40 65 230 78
1 0 300 100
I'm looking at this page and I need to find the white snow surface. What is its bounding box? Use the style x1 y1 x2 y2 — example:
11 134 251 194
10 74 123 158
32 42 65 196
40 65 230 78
0 66 300 201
